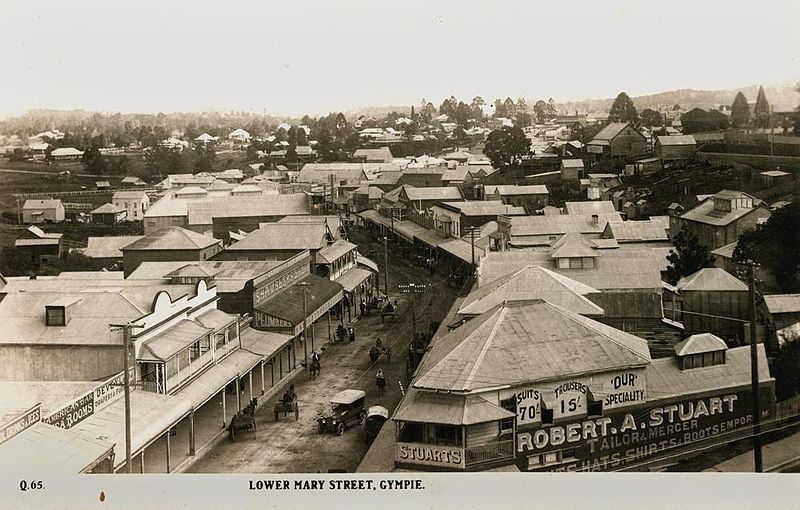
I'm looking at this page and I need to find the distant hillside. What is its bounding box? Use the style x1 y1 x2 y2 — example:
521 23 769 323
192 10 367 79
343 105 412 120
556 82 800 114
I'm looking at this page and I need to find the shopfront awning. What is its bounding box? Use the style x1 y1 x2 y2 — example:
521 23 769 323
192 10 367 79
393 389 514 426
357 255 379 273
239 327 293 358
139 319 212 362
335 267 373 293
72 390 193 471
255 274 343 335
172 349 264 409
0 422 114 474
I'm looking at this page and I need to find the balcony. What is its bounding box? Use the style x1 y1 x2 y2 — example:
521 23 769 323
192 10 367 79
395 440 515 471
166 349 215 392
464 440 515 468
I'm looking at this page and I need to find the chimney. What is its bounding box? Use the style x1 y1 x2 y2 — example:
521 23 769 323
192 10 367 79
591 214 599 226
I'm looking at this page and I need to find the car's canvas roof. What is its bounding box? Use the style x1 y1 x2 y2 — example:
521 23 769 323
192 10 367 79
331 389 366 404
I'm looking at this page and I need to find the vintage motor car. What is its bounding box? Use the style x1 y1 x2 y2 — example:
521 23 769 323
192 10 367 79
363 405 389 443
317 389 366 436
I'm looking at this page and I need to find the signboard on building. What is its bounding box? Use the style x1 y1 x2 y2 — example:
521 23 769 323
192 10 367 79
516 385 774 472
93 368 134 413
44 392 94 429
587 145 604 154
396 442 465 470
252 253 311 307
0 404 41 445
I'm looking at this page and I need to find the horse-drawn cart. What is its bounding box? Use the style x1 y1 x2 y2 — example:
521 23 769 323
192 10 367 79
228 398 258 441
274 399 299 421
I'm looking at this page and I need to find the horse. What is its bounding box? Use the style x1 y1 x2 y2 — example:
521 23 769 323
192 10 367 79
310 358 321 380
228 413 256 441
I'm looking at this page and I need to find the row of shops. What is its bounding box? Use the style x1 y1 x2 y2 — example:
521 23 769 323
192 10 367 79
357 209 489 284
0 247 380 475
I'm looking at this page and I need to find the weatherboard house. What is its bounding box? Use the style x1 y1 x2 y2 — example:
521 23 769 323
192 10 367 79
389 300 774 472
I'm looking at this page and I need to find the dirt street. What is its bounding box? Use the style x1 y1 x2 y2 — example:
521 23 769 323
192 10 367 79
185 227 458 473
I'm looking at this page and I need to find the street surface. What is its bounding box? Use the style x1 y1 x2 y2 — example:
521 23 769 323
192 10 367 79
185 227 459 473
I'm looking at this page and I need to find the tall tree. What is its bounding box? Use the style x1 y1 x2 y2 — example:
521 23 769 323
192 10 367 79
608 92 639 125
641 108 664 127
483 126 531 168
82 147 108 175
502 97 517 120
665 225 716 285
680 108 730 134
470 96 486 119
730 92 751 128
545 98 558 117
754 85 771 128
734 203 800 293
533 100 548 123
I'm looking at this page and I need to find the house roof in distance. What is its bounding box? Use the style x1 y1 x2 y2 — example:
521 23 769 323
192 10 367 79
225 223 327 251
23 199 62 210
112 190 148 200
81 236 144 259
565 201 617 215
414 300 650 392
590 123 632 141
90 203 125 215
657 135 696 146
677 268 748 292
121 227 220 251
763 294 800 315
550 232 600 258
561 159 585 168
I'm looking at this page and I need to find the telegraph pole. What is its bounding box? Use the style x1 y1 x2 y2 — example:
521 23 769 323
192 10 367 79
383 236 389 299
769 106 775 157
110 322 144 474
295 281 312 369
399 283 427 345
464 226 480 269
748 262 763 472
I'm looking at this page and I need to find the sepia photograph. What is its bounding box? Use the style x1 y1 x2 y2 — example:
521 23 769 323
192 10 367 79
0 1 798 508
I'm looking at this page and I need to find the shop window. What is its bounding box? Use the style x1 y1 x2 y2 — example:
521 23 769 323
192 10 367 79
434 425 459 446
499 396 516 435
543 452 558 465
189 342 201 361
527 454 542 468
46 307 65 326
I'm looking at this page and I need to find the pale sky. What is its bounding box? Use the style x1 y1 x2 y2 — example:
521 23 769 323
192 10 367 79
1 0 798 118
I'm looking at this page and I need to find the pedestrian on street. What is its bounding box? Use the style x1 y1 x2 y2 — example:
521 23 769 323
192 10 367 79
376 368 386 397
348 327 355 343
360 300 366 316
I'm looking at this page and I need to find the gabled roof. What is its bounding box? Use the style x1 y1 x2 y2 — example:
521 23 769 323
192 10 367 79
414 300 650 392
139 319 212 361
317 240 357 264
601 219 670 242
764 294 800 315
457 265 602 317
590 123 633 141
90 203 125 215
550 232 600 258
401 185 463 202
121 227 220 251
393 389 514 426
680 190 766 227
657 135 696 146
677 268 748 292
565 201 617 215
674 333 727 356
438 201 524 217
50 147 83 157
225 223 327 251
112 190 148 200
23 199 62 210
486 185 548 196
561 159 585 168
81 236 144 259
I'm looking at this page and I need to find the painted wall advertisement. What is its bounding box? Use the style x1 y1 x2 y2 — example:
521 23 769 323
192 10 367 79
42 369 133 430
516 386 774 472
396 442 465 470
501 370 646 427
0 404 41 445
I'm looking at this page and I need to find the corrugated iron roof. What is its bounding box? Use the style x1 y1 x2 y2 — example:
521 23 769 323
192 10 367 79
393 389 514 425
414 300 650 392
674 333 728 356
550 232 600 258
90 203 125 215
254 274 342 325
139 319 212 361
565 201 617 215
645 345 770 401
226 223 327 251
82 236 144 259
590 122 631 141
122 227 220 251
764 294 800 314
0 422 113 474
656 135 696 146
602 219 669 242
677 268 748 292
317 240 357 264
457 265 603 317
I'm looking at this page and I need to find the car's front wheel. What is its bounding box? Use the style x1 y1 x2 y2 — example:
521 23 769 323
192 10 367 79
337 422 345 436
